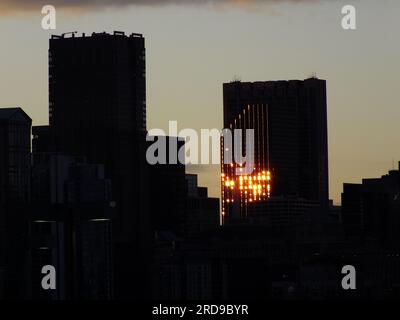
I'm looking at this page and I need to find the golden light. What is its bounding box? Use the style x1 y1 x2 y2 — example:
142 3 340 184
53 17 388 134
222 166 273 215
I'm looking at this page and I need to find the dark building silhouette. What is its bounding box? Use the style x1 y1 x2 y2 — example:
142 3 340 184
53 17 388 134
341 162 400 248
49 31 146 237
148 137 186 236
0 107 32 299
221 78 329 221
244 196 320 227
185 174 220 237
32 125 51 157
147 138 220 298
28 155 114 300
47 31 149 298
152 221 348 300
152 180 220 299
339 163 400 297
0 108 31 204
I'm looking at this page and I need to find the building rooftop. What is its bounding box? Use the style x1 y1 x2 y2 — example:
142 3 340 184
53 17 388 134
0 107 31 121
51 31 143 40
225 77 324 85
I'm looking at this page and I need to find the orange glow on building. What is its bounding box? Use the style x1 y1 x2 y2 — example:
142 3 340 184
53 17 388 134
220 103 271 222
221 166 272 219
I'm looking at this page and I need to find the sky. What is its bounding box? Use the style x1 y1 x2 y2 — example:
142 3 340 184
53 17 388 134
0 0 399 203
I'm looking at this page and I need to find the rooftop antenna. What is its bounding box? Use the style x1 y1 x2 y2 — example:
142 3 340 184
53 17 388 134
62 31 78 38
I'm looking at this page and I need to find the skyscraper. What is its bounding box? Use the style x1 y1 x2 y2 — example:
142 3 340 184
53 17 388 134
221 78 329 222
0 107 32 298
48 31 148 298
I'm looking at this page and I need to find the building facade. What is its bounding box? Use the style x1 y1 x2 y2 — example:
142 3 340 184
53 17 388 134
48 32 148 298
0 107 32 298
221 78 329 222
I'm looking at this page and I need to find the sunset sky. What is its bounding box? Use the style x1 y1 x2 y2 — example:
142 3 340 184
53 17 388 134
1 0 399 203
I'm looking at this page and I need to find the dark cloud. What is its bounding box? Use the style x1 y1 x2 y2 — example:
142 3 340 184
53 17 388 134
0 0 321 15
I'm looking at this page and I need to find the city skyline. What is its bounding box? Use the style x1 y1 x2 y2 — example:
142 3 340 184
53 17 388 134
1 0 400 204
2 1 400 302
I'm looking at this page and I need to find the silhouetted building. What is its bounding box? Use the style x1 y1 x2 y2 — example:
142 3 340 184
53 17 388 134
152 221 348 300
0 107 31 299
48 31 148 298
233 196 320 227
185 174 220 236
0 107 31 204
150 170 220 298
341 184 363 239
221 78 329 221
32 125 51 157
341 162 400 248
148 137 186 236
28 155 114 299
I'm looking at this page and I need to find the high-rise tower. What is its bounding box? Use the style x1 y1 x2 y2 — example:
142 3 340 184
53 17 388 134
221 78 328 222
48 31 148 298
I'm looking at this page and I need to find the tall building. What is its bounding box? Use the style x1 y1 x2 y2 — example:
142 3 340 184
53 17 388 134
221 78 329 222
148 136 186 236
48 31 149 298
0 107 32 298
28 155 114 300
